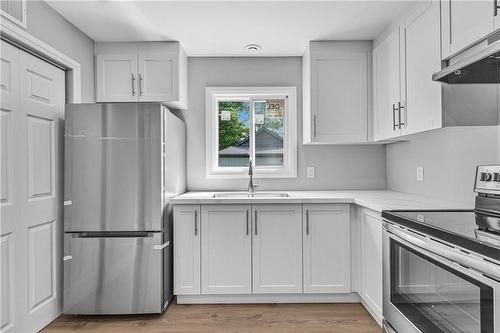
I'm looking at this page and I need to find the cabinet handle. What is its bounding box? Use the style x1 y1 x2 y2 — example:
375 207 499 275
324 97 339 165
306 210 310 235
131 74 136 96
139 73 143 96
254 211 258 235
246 210 249 236
392 104 398 130
495 0 498 17
398 102 405 127
313 115 317 138
194 210 198 236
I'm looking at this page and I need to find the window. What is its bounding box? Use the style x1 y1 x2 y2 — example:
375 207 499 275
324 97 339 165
206 87 297 178
1 0 27 29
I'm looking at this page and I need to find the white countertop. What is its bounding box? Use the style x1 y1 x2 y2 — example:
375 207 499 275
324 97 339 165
171 190 470 213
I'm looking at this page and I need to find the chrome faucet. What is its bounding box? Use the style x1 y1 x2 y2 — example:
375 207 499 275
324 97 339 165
248 158 258 193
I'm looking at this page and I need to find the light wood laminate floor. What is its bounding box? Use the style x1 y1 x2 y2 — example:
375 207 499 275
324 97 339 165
43 300 382 333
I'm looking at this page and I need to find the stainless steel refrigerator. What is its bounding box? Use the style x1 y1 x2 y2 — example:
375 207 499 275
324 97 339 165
62 103 186 314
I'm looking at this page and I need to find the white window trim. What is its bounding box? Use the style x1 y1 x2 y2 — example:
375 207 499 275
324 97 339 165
206 87 297 179
1 0 27 29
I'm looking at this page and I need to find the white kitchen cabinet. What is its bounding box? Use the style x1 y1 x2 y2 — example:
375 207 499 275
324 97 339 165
303 204 350 294
252 204 303 294
360 208 383 323
95 42 188 109
441 0 497 59
96 54 138 102
303 42 371 144
201 205 252 295
373 1 442 141
373 27 401 141
402 0 442 135
174 205 200 295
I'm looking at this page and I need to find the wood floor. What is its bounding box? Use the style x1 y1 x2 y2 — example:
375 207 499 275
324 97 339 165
42 300 382 333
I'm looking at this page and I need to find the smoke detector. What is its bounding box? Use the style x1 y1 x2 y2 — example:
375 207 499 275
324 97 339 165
245 44 262 54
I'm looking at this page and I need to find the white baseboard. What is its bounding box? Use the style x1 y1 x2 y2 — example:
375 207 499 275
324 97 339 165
176 293 360 304
360 298 382 327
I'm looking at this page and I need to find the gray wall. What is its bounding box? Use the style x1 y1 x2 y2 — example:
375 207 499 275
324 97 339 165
26 1 95 102
184 57 387 191
386 126 499 206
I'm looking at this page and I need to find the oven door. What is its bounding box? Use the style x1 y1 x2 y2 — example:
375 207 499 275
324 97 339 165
382 223 500 333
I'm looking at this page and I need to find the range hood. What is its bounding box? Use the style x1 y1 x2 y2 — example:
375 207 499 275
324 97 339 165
433 30 500 83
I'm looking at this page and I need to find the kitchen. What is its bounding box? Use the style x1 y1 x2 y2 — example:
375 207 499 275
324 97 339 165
0 1 499 332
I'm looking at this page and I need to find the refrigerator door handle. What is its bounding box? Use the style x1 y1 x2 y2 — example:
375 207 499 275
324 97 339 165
153 241 170 250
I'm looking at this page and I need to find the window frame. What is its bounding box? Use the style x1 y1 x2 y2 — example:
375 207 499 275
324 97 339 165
1 0 27 29
205 87 297 179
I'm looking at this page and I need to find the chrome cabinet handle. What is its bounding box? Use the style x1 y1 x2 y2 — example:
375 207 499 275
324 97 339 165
392 104 398 130
313 115 317 138
139 73 143 96
194 210 198 236
306 210 310 235
398 102 405 127
131 74 136 96
254 211 258 235
246 210 249 236
153 241 170 250
63 255 72 261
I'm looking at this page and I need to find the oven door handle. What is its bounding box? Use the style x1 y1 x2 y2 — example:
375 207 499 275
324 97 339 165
385 223 500 280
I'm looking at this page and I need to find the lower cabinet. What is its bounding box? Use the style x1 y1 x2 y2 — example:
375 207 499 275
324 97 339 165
360 208 383 321
252 204 303 294
303 204 350 293
173 205 201 295
201 205 252 294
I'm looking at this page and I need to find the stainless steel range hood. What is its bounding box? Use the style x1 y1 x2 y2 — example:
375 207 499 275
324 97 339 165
433 30 500 83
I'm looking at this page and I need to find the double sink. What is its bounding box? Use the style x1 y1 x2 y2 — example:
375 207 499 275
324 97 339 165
212 192 290 199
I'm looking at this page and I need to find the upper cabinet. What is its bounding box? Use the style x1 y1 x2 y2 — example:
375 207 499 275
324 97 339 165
95 42 188 109
303 42 371 144
441 0 498 59
373 1 442 141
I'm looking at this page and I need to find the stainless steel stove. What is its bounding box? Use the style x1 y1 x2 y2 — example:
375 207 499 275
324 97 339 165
381 165 500 333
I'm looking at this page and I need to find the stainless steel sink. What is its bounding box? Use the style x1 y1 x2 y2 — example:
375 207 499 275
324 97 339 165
212 192 290 199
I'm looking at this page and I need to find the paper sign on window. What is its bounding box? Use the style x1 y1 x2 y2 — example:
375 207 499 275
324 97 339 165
265 99 284 117
255 114 265 125
221 110 231 121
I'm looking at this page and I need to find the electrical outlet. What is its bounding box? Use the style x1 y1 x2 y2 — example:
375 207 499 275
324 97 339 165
416 166 424 181
306 166 315 178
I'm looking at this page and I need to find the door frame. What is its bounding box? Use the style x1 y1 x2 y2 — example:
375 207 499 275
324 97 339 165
1 18 82 103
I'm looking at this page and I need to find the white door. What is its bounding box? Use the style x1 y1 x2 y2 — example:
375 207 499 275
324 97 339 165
373 28 401 141
201 205 251 295
361 209 383 320
252 204 302 294
138 54 178 102
303 204 350 294
173 205 201 295
1 40 65 333
96 54 138 102
403 1 442 135
311 52 368 143
447 0 495 57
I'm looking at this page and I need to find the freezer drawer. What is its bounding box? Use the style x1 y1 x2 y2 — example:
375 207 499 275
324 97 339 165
63 232 166 314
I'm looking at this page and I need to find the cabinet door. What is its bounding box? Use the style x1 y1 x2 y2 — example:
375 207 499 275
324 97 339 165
96 54 138 102
252 204 302 294
441 0 496 59
311 52 368 143
361 209 383 321
303 204 350 293
173 205 200 295
403 1 442 135
138 54 178 102
201 205 252 295
373 28 401 141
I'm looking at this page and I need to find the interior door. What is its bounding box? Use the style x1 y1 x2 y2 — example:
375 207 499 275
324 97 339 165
138 54 178 102
252 204 303 294
201 205 251 294
373 28 401 141
96 54 138 102
0 40 65 332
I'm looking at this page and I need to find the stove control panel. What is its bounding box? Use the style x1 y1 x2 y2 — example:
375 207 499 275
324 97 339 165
475 165 500 194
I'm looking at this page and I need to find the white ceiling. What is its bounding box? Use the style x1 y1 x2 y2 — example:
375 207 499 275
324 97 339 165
47 0 411 56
